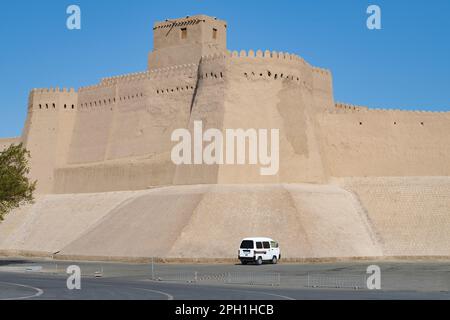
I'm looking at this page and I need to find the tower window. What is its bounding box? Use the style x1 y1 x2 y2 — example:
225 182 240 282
181 28 187 39
213 28 218 39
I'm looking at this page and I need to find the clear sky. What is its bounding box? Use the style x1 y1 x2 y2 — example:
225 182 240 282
1 0 449 137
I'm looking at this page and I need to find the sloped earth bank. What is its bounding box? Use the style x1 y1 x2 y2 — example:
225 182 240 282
0 178 449 262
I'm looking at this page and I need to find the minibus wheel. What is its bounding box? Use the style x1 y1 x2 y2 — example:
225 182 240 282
256 257 263 265
271 256 278 264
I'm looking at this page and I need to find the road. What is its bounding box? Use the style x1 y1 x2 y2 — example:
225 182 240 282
0 258 449 300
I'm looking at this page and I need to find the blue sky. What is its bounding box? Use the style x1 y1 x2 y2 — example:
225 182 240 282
1 0 449 137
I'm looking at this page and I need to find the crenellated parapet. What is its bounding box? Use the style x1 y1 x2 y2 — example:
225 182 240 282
31 87 76 94
153 16 203 30
367 107 450 114
148 64 199 79
228 49 310 67
226 49 332 76
77 49 332 103
29 87 78 111
214 49 330 93
99 71 151 87
98 64 199 87
312 66 331 76
335 103 369 113
335 102 450 116
201 52 228 64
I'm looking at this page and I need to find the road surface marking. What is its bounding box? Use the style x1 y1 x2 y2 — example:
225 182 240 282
131 287 175 300
0 281 44 300
227 288 295 300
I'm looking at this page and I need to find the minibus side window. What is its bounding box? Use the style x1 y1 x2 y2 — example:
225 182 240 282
240 240 254 249
263 242 270 249
271 241 278 248
256 242 263 249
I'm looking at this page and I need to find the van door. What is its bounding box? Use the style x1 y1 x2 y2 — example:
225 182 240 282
255 241 264 260
270 241 279 259
263 241 272 260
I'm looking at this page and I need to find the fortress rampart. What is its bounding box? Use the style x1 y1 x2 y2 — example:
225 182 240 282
21 87 78 193
1 14 448 194
2 15 450 263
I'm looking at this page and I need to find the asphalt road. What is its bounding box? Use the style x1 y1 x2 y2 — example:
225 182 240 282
0 259 449 300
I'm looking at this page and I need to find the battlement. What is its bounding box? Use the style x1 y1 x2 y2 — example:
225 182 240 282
335 102 450 115
32 87 76 94
99 71 150 86
82 48 331 96
153 15 223 29
368 107 450 114
75 64 201 95
227 50 331 77
228 49 308 64
312 66 331 76
29 87 78 111
99 63 199 86
335 103 369 113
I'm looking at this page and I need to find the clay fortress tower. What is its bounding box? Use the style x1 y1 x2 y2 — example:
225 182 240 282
0 15 449 261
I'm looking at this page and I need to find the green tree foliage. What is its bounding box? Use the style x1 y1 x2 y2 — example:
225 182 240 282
0 143 36 221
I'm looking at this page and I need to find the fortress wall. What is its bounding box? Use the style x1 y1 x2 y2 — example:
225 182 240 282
312 67 334 113
309 68 335 178
67 84 116 164
37 49 450 194
54 155 176 194
319 109 450 177
55 51 332 193
54 65 200 193
23 88 78 193
172 54 229 185
54 93 78 167
68 65 199 165
210 50 327 183
106 67 197 161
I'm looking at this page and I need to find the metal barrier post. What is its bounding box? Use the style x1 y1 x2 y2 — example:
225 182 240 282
151 257 155 280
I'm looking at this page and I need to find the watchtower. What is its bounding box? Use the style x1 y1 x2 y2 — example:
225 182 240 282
148 15 227 69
